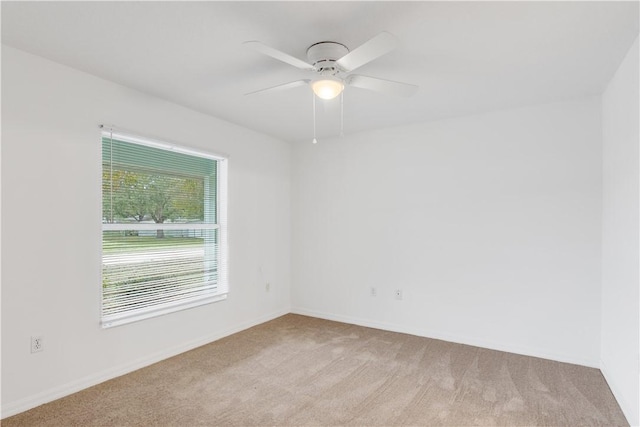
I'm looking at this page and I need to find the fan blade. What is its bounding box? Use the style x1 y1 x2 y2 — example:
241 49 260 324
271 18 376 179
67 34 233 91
244 41 315 71
245 79 310 96
345 75 418 97
336 32 398 72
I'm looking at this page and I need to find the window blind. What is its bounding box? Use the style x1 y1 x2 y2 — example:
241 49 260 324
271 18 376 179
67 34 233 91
101 127 228 327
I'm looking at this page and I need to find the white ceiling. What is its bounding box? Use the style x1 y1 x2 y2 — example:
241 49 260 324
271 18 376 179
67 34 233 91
2 1 638 143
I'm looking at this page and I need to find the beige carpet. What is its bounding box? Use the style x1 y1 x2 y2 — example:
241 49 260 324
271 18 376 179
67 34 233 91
2 314 628 426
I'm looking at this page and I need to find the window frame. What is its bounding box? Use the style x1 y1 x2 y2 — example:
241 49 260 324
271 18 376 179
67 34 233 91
100 127 228 328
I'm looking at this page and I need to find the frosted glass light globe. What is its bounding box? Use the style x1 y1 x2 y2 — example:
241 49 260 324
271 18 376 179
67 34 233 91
311 78 344 100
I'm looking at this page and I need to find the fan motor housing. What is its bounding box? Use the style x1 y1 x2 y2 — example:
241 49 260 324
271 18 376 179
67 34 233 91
306 42 349 74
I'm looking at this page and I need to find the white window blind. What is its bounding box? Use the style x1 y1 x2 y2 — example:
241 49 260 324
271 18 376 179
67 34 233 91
101 127 228 327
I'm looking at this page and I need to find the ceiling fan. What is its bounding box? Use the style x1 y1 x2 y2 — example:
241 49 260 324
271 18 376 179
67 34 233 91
244 32 418 100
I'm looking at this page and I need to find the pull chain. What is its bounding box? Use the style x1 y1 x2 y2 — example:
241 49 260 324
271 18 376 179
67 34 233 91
312 93 318 144
340 91 344 138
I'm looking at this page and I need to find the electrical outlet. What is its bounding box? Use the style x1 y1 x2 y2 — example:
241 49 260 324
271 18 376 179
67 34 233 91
266 282 271 292
31 336 44 353
395 289 403 300
370 287 377 297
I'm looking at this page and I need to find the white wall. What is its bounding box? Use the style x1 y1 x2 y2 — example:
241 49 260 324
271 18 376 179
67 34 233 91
292 97 603 367
1 46 291 417
601 35 640 427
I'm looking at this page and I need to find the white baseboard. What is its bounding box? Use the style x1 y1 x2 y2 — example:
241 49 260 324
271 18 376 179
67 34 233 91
1 308 289 419
291 307 600 369
600 358 637 426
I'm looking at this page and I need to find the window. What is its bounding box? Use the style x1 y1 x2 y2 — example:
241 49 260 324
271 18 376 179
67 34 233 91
101 128 228 327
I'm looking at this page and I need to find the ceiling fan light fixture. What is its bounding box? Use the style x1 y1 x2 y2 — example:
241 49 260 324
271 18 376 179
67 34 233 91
311 77 344 100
